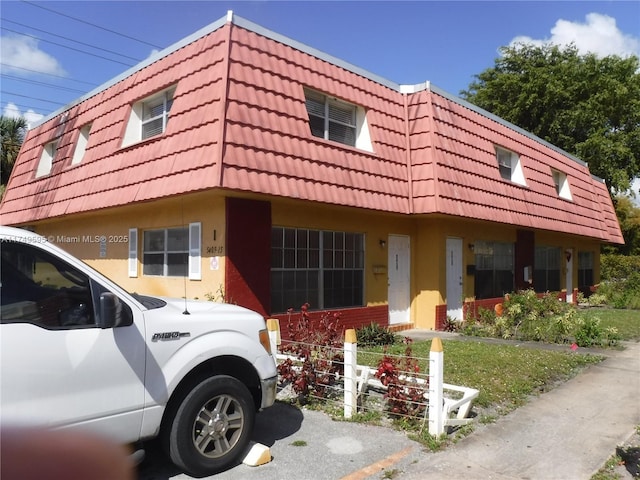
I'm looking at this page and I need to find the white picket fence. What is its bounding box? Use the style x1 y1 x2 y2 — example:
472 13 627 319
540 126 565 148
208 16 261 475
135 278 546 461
267 320 478 436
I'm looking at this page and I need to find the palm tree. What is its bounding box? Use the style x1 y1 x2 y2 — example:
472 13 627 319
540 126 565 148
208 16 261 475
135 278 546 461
1 116 28 194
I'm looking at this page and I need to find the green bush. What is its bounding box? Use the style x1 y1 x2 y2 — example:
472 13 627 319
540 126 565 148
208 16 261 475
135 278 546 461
586 293 607 306
356 322 398 347
462 290 620 347
597 271 640 309
601 254 640 281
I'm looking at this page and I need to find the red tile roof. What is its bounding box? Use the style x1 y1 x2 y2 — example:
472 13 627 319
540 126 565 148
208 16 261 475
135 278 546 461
0 14 623 244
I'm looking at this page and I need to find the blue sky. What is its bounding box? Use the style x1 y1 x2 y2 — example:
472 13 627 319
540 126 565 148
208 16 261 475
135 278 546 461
1 0 639 194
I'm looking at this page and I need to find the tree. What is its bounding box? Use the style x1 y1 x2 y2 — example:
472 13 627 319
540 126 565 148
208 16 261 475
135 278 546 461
1 116 28 196
461 43 640 196
605 196 640 255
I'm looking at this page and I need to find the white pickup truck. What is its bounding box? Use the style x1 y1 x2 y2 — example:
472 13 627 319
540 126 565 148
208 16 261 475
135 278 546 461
0 226 277 476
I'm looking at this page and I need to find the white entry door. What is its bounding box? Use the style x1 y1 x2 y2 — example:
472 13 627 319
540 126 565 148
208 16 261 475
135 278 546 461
446 237 463 320
388 235 410 325
565 248 574 303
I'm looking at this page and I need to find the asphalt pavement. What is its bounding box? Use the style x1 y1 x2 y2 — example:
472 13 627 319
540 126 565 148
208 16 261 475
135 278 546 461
137 333 640 480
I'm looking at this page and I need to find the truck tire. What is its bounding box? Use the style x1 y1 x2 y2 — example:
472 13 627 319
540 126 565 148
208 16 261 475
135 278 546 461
166 375 255 476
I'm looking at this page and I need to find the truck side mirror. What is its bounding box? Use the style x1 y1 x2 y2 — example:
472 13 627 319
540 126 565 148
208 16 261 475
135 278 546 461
98 292 133 329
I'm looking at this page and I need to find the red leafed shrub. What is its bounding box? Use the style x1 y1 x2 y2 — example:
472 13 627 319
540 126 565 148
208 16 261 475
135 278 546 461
375 337 428 418
277 304 344 400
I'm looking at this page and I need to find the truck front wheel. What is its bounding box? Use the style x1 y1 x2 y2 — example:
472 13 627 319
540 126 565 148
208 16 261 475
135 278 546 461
166 375 255 476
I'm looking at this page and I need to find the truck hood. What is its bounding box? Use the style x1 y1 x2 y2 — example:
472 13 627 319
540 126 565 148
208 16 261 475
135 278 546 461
140 296 268 338
159 297 255 316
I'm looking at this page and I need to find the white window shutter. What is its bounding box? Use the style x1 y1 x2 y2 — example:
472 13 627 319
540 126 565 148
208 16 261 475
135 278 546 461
189 222 202 280
128 228 138 278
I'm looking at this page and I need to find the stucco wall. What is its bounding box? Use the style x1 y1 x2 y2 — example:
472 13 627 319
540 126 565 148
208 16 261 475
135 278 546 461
23 192 602 332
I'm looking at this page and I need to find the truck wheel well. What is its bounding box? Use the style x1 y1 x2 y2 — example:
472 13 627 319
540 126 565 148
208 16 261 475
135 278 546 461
161 355 262 435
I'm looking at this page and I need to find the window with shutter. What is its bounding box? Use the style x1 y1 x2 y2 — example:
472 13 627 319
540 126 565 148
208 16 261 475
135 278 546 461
303 88 367 149
495 146 527 186
142 226 189 277
122 85 176 147
141 89 174 140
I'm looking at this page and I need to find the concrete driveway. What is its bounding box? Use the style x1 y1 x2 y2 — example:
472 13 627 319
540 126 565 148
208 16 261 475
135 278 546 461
137 401 423 480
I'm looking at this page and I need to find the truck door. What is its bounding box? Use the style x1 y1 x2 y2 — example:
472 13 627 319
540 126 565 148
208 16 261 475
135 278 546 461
0 241 146 443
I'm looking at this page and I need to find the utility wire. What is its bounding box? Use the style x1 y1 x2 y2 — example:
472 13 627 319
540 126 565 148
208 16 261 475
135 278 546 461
1 74 88 94
1 101 52 112
20 0 163 49
2 91 67 106
1 27 135 67
0 63 97 86
3 18 144 63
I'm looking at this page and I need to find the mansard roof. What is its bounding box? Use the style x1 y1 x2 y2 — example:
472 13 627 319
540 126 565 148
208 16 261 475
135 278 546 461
0 12 623 244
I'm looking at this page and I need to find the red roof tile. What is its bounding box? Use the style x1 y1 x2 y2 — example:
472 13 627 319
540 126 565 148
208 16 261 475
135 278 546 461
0 16 622 244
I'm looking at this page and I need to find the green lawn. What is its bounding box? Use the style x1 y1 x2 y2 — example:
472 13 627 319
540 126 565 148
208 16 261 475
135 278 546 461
358 339 602 412
581 307 640 341
357 309 638 414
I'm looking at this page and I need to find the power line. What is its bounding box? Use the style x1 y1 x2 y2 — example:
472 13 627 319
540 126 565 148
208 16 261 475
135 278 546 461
20 0 163 49
1 26 135 67
3 18 144 63
0 100 51 112
0 63 97 86
1 74 88 94
1 91 67 106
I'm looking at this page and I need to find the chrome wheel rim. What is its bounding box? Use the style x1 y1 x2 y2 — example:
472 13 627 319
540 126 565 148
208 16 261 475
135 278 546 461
191 394 245 458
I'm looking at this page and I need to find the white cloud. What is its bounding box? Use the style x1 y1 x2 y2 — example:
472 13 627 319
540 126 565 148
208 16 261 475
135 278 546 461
510 13 640 58
0 34 67 76
3 102 44 130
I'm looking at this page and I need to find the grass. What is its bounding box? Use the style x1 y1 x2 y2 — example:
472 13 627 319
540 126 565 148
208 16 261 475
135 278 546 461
282 309 635 454
582 307 640 341
358 340 603 412
591 425 640 480
591 454 625 480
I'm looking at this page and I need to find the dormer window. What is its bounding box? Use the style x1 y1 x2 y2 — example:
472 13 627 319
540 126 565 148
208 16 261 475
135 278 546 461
35 139 58 178
303 88 372 152
552 169 572 200
71 123 92 166
122 85 176 147
495 146 526 186
142 89 174 139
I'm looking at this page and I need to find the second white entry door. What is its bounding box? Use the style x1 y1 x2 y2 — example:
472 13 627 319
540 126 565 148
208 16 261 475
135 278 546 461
388 235 410 325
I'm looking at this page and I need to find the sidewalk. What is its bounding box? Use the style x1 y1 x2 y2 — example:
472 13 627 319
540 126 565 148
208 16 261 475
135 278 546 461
396 335 640 480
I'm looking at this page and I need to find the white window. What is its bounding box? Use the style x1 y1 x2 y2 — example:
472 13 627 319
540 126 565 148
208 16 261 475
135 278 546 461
139 223 200 279
35 140 58 178
303 88 372 152
552 169 572 200
495 146 526 186
122 86 176 147
71 124 92 166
